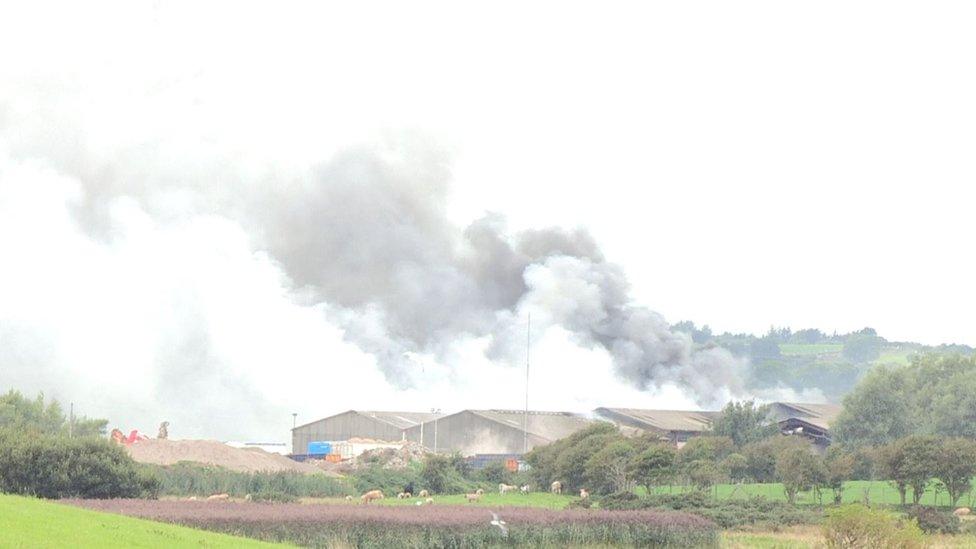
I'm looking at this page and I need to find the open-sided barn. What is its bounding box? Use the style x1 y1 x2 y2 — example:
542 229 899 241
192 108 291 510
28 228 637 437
291 410 443 455
593 408 719 446
768 402 842 448
404 409 594 456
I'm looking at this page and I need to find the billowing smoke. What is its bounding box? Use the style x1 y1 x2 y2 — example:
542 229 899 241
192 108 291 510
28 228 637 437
270 146 747 397
0 5 749 440
0 130 746 439
19 135 745 401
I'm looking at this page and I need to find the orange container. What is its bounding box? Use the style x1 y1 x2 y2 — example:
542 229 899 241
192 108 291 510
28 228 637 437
326 453 342 463
505 458 518 472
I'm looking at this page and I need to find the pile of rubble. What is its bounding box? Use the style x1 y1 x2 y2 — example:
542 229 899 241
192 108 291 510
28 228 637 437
307 440 428 473
125 439 336 475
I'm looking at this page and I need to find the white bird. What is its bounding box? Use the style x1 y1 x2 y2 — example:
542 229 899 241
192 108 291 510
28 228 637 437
490 511 508 537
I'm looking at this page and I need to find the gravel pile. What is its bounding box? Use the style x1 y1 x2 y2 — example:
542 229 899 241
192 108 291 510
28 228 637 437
125 439 334 475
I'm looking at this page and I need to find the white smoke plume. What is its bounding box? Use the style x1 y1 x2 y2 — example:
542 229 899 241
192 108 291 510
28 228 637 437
0 4 748 440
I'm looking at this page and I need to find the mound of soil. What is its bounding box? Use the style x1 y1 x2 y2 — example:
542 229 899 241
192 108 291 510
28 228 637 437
126 439 334 475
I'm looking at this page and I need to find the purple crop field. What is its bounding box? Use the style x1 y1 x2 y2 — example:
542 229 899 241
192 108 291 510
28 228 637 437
66 499 719 547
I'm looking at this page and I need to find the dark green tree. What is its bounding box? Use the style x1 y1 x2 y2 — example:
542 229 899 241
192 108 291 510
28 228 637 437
711 400 778 446
583 440 636 495
932 438 976 507
832 367 914 448
875 436 939 505
628 444 676 493
774 439 826 504
842 333 882 363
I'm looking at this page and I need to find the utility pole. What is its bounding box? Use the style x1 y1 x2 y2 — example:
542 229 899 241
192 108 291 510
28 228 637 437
523 313 530 455
431 408 441 453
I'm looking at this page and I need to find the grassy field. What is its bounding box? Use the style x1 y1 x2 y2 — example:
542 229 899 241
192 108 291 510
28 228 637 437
0 494 286 548
642 480 976 507
778 343 843 356
876 348 916 365
330 478 975 509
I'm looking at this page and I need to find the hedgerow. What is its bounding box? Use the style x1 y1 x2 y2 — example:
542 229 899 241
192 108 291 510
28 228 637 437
147 462 352 499
600 492 821 529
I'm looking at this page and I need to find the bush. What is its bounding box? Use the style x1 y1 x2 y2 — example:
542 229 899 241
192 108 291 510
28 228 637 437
0 430 154 499
903 505 959 535
418 454 476 494
822 504 923 549
350 465 420 496
566 497 593 509
600 493 820 529
599 490 640 508
477 461 511 485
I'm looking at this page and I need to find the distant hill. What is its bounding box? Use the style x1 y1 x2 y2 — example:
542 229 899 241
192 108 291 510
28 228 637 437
671 322 975 399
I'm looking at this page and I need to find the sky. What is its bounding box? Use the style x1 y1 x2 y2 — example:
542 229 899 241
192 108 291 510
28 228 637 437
1 2 974 441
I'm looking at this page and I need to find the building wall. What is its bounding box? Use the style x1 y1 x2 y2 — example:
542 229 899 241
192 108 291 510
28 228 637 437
403 411 550 455
292 411 406 454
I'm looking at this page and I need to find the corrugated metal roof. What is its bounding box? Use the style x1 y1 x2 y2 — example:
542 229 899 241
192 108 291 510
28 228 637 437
594 408 719 433
358 411 445 429
464 410 595 442
294 410 444 431
768 402 842 431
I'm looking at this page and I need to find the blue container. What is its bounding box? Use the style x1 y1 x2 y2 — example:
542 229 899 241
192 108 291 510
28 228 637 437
308 441 332 455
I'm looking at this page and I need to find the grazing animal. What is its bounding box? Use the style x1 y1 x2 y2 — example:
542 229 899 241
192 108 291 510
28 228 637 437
499 483 517 495
244 493 252 502
465 493 482 503
361 490 384 504
550 481 562 494
397 492 412 499
520 485 530 494
206 493 230 501
425 497 434 505
476 488 485 496
579 488 589 499
187 496 198 501
955 507 971 517
418 489 429 498
344 495 353 501
490 512 508 537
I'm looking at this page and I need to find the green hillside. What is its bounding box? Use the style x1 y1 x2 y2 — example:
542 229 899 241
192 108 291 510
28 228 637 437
0 494 286 549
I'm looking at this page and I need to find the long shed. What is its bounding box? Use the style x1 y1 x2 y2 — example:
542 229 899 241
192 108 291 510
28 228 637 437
404 409 594 456
593 407 719 446
291 410 443 455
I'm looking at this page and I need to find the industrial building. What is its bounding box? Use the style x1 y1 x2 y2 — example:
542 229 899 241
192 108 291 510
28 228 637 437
404 409 594 455
593 408 719 446
292 402 845 457
291 410 443 455
769 402 842 449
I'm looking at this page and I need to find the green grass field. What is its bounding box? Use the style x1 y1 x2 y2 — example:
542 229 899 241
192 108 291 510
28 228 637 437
778 343 843 356
876 348 916 365
0 494 287 549
351 478 976 509
642 480 976 507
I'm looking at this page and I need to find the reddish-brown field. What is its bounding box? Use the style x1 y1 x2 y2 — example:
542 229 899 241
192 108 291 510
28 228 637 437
65 499 719 547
